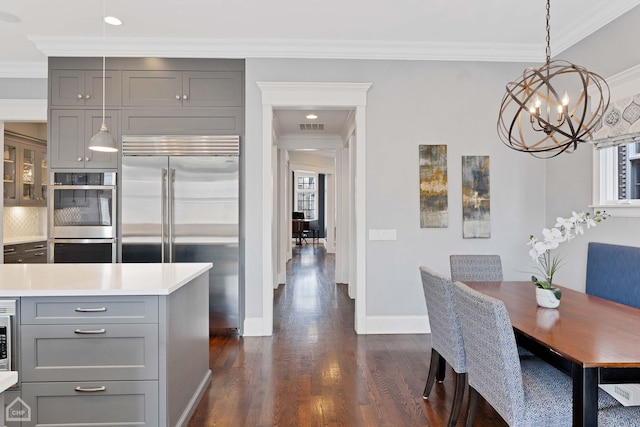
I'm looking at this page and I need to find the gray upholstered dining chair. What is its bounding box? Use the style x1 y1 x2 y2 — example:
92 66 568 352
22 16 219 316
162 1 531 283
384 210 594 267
449 254 503 282
451 279 574 426
419 266 467 427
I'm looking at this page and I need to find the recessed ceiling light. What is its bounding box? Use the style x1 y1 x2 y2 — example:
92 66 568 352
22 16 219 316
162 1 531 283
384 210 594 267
306 114 318 120
104 16 122 26
0 11 20 23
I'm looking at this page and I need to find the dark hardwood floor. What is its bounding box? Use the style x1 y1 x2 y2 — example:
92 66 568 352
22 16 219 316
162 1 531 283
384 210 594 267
187 244 506 426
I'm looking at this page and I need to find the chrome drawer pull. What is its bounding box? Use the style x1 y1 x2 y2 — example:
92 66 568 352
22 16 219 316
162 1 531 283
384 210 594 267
74 328 106 334
74 386 106 393
75 307 107 312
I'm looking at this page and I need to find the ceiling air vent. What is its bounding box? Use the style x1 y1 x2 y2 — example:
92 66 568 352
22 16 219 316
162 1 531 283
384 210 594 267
298 123 325 131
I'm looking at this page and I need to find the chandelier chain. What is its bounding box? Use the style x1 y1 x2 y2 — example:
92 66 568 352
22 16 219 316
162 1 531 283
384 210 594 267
545 0 551 64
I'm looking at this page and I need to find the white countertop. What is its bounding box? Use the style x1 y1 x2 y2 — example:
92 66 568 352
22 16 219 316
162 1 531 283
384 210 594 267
4 236 46 245
0 263 212 296
0 371 17 394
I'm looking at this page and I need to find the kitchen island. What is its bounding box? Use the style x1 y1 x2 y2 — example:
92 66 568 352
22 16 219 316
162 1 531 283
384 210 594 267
0 262 211 427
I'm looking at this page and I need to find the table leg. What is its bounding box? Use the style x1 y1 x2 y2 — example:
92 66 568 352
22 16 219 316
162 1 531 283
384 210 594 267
571 364 599 427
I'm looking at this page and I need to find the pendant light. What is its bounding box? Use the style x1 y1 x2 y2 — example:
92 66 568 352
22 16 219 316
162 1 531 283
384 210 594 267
88 0 118 153
497 0 610 159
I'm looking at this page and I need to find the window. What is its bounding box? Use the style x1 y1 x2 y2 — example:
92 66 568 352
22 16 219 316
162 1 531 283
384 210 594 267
295 173 317 219
595 140 640 216
591 75 640 216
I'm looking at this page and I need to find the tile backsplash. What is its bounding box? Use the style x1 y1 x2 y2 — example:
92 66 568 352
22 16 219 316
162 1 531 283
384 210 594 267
3 206 47 239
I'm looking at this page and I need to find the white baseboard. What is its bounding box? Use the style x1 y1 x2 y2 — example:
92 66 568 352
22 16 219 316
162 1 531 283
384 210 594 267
242 314 430 336
243 317 271 336
365 315 430 334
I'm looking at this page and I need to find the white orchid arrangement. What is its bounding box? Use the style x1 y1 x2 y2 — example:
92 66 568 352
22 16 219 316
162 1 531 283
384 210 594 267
527 210 609 299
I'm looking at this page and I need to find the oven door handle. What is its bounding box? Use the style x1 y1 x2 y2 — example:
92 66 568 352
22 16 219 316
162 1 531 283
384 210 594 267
49 238 116 244
50 185 117 191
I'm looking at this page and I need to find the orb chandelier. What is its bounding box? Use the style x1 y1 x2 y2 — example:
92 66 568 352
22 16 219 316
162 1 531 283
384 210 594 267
497 0 610 159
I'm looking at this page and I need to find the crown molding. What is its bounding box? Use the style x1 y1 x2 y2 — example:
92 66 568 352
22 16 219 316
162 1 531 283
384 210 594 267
553 0 640 55
29 36 542 63
0 62 47 79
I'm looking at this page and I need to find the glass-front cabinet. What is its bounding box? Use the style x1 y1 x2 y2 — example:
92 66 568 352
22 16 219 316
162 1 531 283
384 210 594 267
3 132 47 207
3 142 17 204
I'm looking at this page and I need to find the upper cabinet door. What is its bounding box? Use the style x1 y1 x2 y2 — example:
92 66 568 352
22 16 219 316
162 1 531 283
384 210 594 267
85 70 122 107
182 71 243 107
49 110 118 169
122 70 244 108
49 110 85 168
122 70 183 107
50 70 121 107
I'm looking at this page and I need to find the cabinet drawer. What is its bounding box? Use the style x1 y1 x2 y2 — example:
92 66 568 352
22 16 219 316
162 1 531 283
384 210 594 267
21 296 158 324
3 252 22 264
22 241 46 252
21 380 158 427
21 323 159 382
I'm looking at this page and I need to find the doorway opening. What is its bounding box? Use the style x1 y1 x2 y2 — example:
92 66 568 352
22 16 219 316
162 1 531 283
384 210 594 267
258 82 371 335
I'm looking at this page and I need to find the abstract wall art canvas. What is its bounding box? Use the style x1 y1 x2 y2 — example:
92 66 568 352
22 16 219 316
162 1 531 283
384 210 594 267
461 155 490 238
419 145 448 228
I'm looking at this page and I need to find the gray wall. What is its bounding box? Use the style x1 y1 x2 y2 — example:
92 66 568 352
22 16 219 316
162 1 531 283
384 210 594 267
0 78 46 99
543 5 640 291
245 58 546 321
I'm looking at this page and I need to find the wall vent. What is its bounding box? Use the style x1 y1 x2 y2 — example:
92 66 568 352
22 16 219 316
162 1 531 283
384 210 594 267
298 123 325 131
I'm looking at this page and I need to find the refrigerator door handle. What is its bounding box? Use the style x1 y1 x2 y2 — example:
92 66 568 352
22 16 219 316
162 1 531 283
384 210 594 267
168 168 176 263
161 168 168 262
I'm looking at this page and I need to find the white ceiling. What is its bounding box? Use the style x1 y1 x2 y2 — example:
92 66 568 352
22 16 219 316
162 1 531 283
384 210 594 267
2 0 639 151
1 0 640 78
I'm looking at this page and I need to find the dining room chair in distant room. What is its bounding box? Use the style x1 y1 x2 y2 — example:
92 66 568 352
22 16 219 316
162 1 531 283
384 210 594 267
449 254 503 282
419 266 467 427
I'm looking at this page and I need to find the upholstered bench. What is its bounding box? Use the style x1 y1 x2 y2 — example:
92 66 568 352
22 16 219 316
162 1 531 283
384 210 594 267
586 242 640 384
586 242 640 309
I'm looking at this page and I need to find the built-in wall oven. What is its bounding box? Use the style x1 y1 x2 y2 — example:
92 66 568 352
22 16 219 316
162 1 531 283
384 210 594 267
48 172 117 263
0 300 16 374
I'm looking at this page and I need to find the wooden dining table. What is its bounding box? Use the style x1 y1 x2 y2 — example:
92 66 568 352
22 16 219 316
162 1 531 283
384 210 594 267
465 280 640 427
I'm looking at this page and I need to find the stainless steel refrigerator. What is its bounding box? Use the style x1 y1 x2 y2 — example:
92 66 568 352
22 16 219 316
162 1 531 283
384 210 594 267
120 135 240 334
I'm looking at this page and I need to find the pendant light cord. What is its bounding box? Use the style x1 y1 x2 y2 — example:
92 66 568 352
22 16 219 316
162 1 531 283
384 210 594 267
101 0 106 125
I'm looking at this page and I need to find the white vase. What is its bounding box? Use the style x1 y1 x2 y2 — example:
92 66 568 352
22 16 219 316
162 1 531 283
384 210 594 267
536 287 560 309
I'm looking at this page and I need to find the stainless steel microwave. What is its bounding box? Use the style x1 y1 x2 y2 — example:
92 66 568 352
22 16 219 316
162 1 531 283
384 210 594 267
49 172 117 239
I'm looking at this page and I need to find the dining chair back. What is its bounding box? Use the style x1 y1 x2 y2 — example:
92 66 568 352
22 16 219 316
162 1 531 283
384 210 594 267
451 280 574 426
419 266 467 427
449 254 503 282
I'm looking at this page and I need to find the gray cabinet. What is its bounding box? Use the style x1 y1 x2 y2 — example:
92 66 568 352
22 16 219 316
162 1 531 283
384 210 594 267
49 109 119 169
21 296 158 324
15 271 211 426
4 133 47 207
21 381 159 427
20 296 159 426
123 70 243 108
50 69 121 107
21 323 159 382
122 107 243 135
